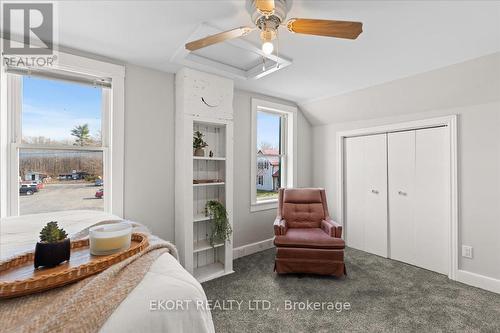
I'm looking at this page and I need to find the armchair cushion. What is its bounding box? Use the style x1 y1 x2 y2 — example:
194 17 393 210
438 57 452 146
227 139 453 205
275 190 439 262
321 219 343 238
274 228 345 249
283 188 323 203
281 188 326 228
282 203 324 228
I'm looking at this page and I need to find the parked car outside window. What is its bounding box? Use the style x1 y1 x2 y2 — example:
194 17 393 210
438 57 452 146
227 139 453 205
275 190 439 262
19 184 38 195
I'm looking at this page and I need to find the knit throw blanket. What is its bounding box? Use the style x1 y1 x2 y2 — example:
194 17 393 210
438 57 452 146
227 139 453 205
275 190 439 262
0 221 178 333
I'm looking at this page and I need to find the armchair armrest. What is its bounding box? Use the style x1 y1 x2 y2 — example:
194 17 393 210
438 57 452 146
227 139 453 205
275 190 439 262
321 219 342 238
273 217 287 236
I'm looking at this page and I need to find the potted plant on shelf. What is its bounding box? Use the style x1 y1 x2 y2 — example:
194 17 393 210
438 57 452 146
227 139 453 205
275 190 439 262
193 130 208 157
34 221 70 268
205 200 232 246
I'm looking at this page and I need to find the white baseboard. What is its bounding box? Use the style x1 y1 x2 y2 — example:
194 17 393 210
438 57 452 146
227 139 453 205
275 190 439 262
233 237 275 259
456 269 500 294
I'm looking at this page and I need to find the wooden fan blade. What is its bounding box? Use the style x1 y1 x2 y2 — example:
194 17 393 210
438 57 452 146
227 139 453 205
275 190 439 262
256 0 275 16
185 27 255 51
287 18 363 39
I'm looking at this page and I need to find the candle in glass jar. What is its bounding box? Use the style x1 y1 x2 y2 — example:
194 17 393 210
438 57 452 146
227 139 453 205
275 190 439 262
89 222 132 256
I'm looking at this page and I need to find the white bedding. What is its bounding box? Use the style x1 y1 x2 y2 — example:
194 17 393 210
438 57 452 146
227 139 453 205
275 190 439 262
0 210 215 333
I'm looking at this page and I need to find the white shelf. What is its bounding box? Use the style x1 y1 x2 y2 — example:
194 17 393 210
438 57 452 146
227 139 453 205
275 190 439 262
193 239 224 253
193 262 226 282
176 69 233 283
193 215 210 223
193 156 226 161
193 182 225 187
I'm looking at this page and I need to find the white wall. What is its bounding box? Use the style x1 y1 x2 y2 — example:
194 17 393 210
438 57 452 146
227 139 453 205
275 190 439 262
124 65 175 240
123 65 313 247
311 55 500 282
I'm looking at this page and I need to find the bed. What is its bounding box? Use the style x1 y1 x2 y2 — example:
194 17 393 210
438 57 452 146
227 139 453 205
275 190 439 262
0 210 215 333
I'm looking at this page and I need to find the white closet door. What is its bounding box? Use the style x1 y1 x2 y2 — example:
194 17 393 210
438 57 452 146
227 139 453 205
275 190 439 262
414 127 449 274
345 136 366 251
345 134 387 257
364 134 388 257
388 131 416 266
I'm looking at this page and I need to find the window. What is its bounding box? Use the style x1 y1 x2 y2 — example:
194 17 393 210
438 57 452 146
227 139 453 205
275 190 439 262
251 98 297 212
255 111 282 201
21 77 103 146
17 76 105 215
0 51 125 218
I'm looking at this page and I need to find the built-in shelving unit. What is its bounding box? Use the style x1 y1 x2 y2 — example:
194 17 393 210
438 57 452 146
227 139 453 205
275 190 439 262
193 156 226 161
193 215 211 223
193 262 225 281
193 182 225 187
175 67 234 283
194 239 225 253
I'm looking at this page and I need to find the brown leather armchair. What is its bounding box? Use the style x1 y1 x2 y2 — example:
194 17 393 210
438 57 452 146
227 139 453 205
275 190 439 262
273 188 346 277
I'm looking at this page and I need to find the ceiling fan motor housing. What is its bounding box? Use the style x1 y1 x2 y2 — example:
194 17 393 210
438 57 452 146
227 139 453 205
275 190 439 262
246 0 291 28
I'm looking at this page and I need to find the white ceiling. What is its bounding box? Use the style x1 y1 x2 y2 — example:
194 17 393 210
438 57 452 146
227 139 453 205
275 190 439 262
36 1 500 110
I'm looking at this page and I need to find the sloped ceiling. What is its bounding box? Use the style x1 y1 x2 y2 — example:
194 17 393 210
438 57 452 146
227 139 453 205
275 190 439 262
301 52 500 125
6 1 500 124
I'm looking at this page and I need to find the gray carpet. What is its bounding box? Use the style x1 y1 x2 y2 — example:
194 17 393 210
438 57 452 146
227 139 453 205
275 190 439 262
202 247 500 332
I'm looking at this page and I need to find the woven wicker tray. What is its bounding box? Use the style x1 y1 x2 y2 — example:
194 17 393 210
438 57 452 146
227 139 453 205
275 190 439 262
0 233 148 298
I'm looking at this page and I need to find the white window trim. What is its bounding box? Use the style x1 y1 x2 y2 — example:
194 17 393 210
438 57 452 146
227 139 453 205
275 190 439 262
250 98 297 212
0 47 125 218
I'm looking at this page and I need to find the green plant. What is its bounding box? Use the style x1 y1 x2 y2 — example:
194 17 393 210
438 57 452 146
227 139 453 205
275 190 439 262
71 124 91 146
39 221 68 243
205 200 232 246
193 131 208 150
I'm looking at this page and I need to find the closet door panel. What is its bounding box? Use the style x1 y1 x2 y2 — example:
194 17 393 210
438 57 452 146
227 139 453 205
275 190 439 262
344 136 366 251
415 127 449 274
388 131 416 265
364 134 388 257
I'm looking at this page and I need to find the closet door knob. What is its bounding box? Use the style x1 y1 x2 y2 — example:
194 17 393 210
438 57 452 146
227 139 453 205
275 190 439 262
398 191 407 196
371 189 379 194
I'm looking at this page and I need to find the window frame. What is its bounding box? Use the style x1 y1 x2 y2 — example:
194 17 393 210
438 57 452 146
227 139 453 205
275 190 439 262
0 49 125 218
250 98 297 212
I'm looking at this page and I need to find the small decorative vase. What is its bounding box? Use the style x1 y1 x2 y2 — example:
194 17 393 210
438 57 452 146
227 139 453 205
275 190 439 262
34 238 71 268
194 148 205 157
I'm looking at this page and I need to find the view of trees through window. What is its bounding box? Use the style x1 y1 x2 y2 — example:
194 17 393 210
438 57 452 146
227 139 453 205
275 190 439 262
256 110 282 201
19 76 105 215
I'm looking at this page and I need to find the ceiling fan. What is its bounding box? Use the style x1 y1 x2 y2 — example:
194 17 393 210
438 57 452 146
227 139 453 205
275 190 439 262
185 0 363 56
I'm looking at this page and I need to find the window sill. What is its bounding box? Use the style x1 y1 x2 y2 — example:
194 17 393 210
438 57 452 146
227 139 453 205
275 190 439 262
250 199 278 212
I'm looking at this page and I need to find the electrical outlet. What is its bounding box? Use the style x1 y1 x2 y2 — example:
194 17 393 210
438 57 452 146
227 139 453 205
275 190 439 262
462 245 473 259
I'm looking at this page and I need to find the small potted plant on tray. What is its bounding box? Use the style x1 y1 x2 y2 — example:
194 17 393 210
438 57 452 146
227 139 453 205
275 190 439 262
205 200 232 246
193 130 208 157
34 221 70 268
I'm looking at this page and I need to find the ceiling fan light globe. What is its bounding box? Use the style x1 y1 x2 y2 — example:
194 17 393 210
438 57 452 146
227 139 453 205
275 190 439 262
262 42 274 55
